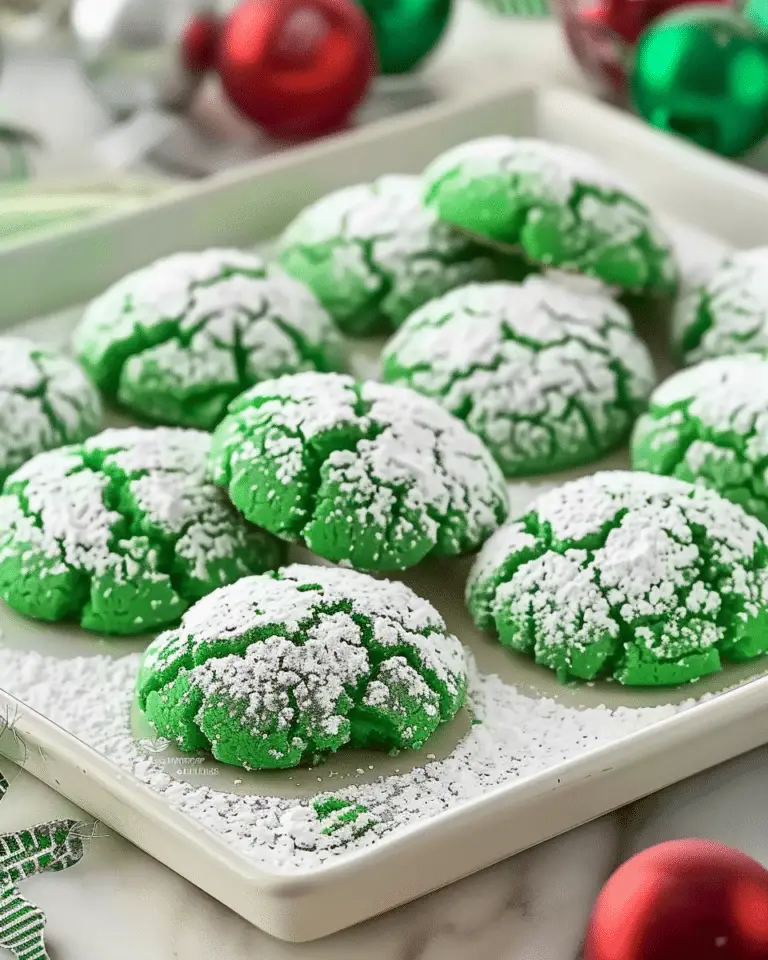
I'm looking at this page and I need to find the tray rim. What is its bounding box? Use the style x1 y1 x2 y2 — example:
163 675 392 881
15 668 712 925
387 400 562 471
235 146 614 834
4 667 768 940
2 79 768 321
3 80 768 940
3 668 768 889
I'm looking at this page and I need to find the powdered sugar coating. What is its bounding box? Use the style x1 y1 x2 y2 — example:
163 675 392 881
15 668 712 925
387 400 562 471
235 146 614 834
138 563 467 769
632 353 768 524
73 249 343 429
673 247 768 364
424 136 631 199
0 218 746 873
468 471 768 685
208 371 509 571
0 641 702 870
422 137 678 293
0 336 101 484
381 277 656 477
277 175 501 336
0 427 284 635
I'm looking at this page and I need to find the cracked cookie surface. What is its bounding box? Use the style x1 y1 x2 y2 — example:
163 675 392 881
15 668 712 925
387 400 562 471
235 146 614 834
381 277 656 477
276 174 509 336
0 427 286 635
467 470 768 686
673 247 768 364
422 137 678 294
208 371 509 570
632 354 768 525
137 563 468 769
0 336 101 485
73 249 343 430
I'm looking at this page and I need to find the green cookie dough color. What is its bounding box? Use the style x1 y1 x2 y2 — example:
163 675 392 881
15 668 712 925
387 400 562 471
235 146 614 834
382 277 656 477
673 247 768 364
276 174 505 336
73 249 343 430
0 427 285 635
208 371 509 570
137 563 468 769
467 471 768 686
632 354 768 524
422 137 678 294
0 336 101 485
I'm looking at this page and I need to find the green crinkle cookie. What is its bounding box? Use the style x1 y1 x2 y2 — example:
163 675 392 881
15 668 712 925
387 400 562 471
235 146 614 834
137 563 468 769
466 470 768 686
276 174 515 337
0 427 285 635
0 336 101 485
422 137 678 295
673 247 768 365
381 277 656 478
72 249 343 430
632 353 768 525
208 371 509 570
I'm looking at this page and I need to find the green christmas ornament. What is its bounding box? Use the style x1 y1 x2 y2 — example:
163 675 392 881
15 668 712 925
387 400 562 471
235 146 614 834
356 0 452 74
631 5 768 157
743 0 768 31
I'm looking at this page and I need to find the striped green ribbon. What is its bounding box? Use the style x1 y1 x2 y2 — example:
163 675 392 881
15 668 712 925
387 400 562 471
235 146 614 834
476 0 551 15
0 121 169 248
0 769 86 960
0 178 169 249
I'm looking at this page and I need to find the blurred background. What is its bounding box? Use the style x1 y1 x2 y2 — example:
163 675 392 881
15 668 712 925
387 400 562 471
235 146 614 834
0 0 581 247
2 0 768 248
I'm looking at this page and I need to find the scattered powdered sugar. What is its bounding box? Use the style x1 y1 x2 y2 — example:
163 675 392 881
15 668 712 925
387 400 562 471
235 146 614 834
0 641 703 871
0 179 751 873
673 247 768 363
0 336 101 481
382 277 656 474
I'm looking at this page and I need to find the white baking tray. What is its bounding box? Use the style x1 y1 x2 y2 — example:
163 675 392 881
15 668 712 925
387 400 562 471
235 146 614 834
2 84 768 943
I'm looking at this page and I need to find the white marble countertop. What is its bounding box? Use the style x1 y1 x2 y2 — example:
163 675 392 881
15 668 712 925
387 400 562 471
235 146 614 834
1 5 768 960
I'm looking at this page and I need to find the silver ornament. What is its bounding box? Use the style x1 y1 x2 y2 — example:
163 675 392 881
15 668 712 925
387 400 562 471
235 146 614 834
70 0 215 119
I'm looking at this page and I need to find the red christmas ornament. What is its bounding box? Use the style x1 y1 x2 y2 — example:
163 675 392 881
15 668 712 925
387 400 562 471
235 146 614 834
181 14 222 75
562 0 732 99
191 0 377 139
584 839 768 960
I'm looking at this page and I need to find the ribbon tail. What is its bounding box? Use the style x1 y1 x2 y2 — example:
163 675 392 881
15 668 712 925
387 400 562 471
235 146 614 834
0 874 49 960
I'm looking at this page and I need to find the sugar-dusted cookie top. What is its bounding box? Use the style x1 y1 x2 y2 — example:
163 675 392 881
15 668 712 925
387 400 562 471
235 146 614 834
467 470 768 686
138 563 468 769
